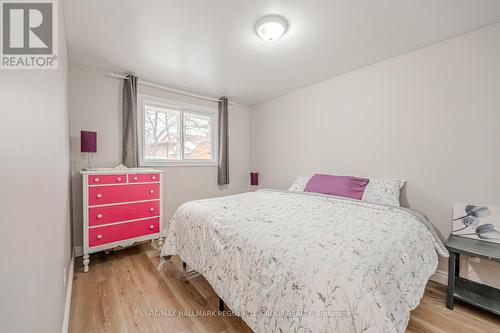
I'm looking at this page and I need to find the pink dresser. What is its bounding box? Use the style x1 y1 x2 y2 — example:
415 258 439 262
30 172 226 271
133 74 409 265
81 169 164 272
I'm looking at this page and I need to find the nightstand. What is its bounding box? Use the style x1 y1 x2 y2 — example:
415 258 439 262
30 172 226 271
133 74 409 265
445 235 500 315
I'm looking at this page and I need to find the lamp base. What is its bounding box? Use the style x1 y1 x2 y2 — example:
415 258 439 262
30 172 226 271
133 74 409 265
83 152 96 170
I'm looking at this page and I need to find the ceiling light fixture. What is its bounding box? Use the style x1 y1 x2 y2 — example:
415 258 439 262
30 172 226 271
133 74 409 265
255 15 288 42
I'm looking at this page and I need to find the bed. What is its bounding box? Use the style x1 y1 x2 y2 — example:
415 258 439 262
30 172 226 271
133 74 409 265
160 189 448 333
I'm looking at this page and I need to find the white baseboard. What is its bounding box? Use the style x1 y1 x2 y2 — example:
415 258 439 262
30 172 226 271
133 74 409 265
429 269 448 285
74 246 83 257
62 249 75 333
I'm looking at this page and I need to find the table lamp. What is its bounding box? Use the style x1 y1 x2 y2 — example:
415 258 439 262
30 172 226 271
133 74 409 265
81 130 97 169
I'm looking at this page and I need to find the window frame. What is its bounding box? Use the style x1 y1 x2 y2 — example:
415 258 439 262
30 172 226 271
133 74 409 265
138 94 218 167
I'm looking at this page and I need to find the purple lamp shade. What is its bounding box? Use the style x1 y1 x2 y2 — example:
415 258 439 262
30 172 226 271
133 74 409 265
81 131 97 153
250 172 259 186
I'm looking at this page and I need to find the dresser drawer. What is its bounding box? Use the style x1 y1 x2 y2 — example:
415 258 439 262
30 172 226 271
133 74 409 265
88 174 126 185
88 200 160 226
88 218 159 247
88 183 160 206
128 173 160 183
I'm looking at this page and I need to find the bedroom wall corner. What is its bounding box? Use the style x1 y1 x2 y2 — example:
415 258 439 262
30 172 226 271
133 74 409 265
0 0 72 331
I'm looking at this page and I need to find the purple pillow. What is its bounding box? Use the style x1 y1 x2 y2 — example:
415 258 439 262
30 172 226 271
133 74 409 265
304 174 369 200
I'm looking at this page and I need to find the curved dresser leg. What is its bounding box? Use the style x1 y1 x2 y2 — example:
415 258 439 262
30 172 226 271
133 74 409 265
83 254 90 273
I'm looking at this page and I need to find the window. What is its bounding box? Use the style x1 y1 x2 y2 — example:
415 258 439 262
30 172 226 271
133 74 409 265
138 95 218 166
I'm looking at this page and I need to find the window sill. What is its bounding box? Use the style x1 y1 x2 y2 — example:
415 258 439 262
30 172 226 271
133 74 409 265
140 161 218 167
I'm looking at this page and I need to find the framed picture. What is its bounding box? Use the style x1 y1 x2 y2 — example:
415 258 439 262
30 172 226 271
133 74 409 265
453 203 500 244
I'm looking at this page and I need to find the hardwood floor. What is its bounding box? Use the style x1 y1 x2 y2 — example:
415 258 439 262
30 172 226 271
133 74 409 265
69 243 500 333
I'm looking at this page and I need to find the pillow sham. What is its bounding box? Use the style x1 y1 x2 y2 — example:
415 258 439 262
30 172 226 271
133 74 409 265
288 176 311 192
361 178 406 206
304 174 369 200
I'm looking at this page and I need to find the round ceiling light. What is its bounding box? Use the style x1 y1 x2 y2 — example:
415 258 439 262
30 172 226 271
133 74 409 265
255 15 288 42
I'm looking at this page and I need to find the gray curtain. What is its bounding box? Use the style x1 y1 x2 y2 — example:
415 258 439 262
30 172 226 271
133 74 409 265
122 74 139 167
217 97 229 185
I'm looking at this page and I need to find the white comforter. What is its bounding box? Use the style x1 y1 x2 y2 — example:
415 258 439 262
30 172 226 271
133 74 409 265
161 190 447 333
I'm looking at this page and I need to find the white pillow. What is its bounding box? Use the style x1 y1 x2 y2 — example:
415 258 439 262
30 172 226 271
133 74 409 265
288 176 311 192
361 178 406 206
288 175 405 207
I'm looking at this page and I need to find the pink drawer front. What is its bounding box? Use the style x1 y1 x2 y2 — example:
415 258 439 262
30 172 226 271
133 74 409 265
88 174 126 185
89 218 159 247
88 183 160 206
88 200 160 226
129 173 160 183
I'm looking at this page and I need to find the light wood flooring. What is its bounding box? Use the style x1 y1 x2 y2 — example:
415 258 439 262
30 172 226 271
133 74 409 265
69 243 500 333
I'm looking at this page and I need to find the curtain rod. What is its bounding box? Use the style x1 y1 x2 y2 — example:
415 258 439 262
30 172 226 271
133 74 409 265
107 72 234 105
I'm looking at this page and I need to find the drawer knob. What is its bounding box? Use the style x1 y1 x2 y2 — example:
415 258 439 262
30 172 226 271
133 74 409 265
152 176 156 180
97 213 103 219
149 189 155 194
94 177 100 182
96 234 103 239
149 225 155 230
149 207 155 212
117 177 122 182
133 176 138 181
96 193 102 198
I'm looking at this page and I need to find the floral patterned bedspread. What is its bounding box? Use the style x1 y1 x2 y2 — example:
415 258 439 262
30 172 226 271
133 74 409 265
161 190 447 333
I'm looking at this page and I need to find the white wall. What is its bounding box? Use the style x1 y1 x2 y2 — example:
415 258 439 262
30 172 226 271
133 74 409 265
0 1 72 332
69 63 250 248
251 23 500 286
